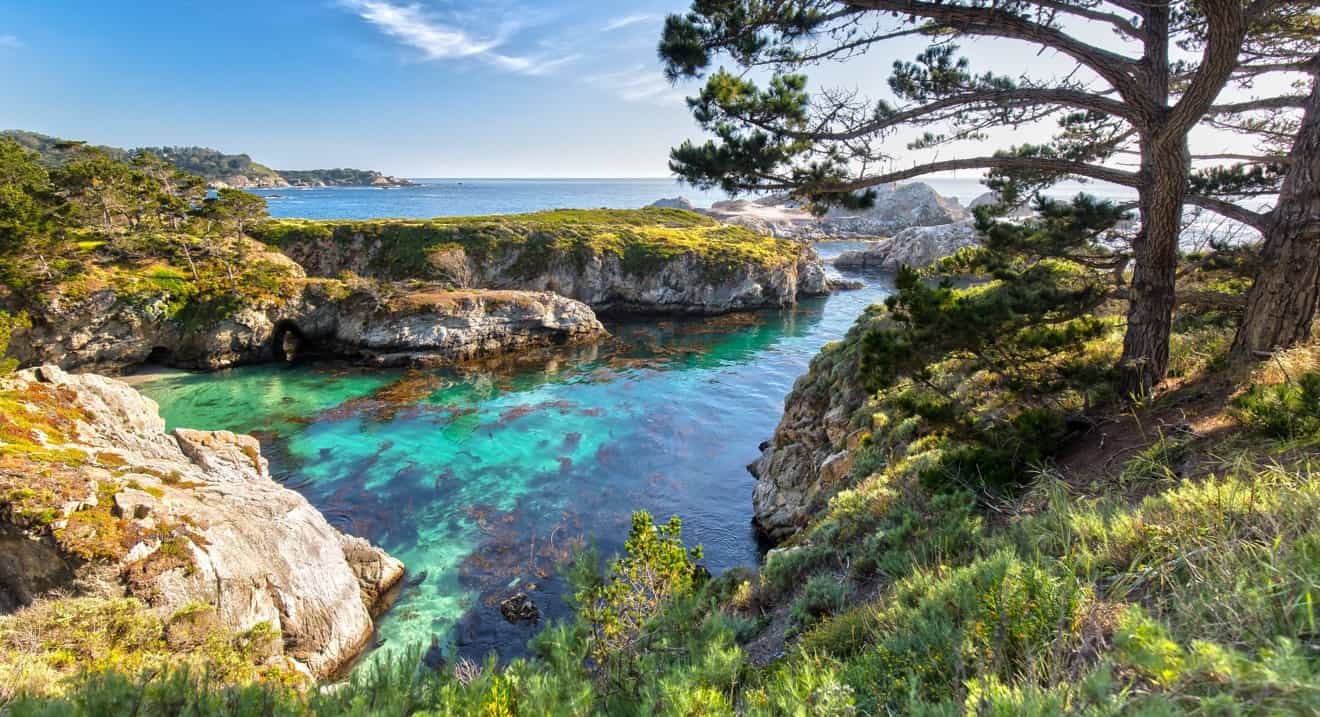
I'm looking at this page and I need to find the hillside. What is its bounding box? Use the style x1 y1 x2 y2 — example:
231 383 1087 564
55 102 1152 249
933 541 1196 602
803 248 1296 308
1 130 413 189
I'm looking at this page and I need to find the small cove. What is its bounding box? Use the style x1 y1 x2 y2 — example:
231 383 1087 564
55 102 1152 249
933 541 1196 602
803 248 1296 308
133 242 891 664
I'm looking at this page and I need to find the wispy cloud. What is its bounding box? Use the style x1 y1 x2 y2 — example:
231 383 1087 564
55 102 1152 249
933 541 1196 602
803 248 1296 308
601 14 655 32
586 65 687 105
0 34 21 49
345 0 576 76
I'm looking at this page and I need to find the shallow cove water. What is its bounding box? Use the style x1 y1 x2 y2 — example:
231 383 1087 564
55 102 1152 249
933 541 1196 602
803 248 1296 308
133 243 890 664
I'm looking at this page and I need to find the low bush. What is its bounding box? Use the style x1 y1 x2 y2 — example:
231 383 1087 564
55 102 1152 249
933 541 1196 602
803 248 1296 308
1233 371 1320 440
790 576 850 628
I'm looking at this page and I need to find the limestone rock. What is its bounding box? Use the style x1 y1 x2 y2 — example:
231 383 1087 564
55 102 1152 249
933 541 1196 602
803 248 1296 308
0 366 405 678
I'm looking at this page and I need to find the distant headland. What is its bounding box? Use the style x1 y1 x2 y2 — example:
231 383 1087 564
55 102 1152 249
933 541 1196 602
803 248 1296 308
1 129 415 189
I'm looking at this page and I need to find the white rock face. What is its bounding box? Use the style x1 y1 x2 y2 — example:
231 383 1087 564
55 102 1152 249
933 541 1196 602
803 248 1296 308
832 221 981 272
683 182 971 239
0 366 405 678
647 197 697 210
280 230 831 317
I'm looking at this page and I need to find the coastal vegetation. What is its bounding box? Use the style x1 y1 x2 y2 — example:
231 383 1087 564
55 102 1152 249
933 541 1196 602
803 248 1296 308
0 136 294 327
256 208 809 284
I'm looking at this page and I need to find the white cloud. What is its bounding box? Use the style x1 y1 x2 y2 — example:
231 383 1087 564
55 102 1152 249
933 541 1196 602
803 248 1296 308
346 0 576 76
601 14 655 32
0 34 21 49
586 66 687 105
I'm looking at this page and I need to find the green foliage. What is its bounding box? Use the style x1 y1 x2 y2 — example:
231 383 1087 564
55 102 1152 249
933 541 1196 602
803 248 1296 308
576 512 704 668
1233 371 1320 439
0 310 30 372
790 575 849 628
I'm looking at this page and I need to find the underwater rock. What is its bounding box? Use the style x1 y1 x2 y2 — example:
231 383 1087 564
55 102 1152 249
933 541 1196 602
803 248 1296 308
0 366 405 678
499 593 541 624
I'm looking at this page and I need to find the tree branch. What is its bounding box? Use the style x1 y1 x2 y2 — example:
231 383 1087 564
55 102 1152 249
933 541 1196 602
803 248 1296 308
1209 95 1309 113
842 1 1145 101
1029 0 1143 39
736 88 1136 142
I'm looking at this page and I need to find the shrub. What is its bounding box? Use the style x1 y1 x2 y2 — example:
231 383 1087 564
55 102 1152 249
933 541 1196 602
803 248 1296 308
1233 371 1320 439
791 576 850 628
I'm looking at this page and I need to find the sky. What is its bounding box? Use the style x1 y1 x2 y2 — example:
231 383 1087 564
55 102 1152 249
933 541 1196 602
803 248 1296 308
0 1 1283 178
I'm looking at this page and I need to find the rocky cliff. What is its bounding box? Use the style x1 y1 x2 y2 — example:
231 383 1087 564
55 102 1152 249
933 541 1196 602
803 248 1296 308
259 209 831 316
749 310 887 541
0 366 404 678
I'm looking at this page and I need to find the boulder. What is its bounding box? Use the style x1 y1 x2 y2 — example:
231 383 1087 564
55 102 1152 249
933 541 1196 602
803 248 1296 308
832 221 981 272
0 366 405 678
969 191 1035 218
331 289 606 367
819 183 970 236
647 197 696 210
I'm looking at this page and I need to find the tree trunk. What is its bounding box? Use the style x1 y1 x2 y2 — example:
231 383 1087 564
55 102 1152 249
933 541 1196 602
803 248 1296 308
1116 3 1181 400
1119 136 1190 398
1230 76 1320 360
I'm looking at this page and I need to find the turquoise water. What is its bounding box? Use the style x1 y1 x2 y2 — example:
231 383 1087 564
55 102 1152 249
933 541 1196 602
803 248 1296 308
134 243 890 662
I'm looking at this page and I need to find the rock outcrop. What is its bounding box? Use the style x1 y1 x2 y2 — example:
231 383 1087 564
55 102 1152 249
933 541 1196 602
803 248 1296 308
0 366 405 678
330 289 605 367
749 311 881 541
671 183 971 240
648 197 697 211
13 282 605 374
832 221 981 272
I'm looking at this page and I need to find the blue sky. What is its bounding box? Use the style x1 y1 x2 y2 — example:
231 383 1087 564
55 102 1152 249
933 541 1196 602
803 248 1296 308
1 1 743 176
0 1 1264 178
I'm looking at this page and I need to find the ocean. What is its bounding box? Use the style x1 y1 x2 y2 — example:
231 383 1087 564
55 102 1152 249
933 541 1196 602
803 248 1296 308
252 176 1141 221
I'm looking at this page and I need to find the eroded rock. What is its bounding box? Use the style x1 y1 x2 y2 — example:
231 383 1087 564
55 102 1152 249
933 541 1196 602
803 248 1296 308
0 366 405 678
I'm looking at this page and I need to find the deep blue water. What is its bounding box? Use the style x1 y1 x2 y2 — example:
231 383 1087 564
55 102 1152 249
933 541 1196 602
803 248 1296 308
135 241 892 664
